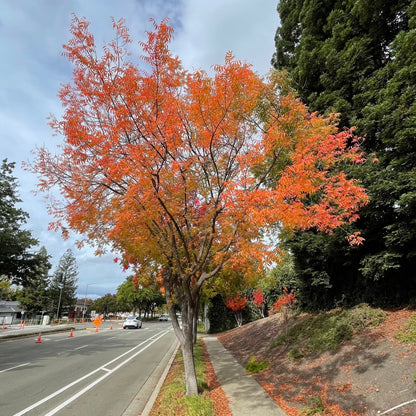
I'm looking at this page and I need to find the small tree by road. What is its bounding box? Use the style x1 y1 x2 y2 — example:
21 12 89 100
226 294 248 327
31 17 368 395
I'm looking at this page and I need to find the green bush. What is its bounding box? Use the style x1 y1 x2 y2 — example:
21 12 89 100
245 356 270 373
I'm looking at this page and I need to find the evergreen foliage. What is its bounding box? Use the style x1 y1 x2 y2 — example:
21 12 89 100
48 249 78 318
206 295 235 334
272 0 416 308
0 159 42 285
16 246 52 314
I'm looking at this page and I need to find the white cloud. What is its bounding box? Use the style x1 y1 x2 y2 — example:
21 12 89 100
173 0 278 75
0 0 279 298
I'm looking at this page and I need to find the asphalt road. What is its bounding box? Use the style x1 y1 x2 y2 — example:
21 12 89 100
0 321 177 416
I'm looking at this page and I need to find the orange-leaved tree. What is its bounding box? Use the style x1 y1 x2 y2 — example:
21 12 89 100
272 287 298 334
252 287 265 317
226 294 248 327
30 17 368 395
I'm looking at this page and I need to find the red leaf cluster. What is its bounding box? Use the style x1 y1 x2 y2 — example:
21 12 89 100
252 288 265 308
272 287 297 313
225 295 248 312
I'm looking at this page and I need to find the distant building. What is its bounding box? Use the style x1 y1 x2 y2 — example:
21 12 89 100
0 301 23 324
75 298 92 317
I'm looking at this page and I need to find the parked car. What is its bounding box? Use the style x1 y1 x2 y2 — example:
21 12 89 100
159 313 168 321
122 316 142 329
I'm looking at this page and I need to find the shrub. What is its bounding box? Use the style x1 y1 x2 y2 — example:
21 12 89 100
246 356 270 373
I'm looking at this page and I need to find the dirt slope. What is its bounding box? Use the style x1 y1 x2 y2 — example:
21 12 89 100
217 309 416 416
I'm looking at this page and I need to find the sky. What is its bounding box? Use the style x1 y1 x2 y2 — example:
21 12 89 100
0 0 280 299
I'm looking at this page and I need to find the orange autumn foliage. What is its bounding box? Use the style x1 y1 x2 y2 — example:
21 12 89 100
225 295 248 313
30 15 368 353
271 287 297 314
31 17 368 283
29 17 368 395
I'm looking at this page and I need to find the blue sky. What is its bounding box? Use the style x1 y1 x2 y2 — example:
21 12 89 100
0 0 279 299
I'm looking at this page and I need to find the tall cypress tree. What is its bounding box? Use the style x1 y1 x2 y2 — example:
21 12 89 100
272 1 415 308
49 249 78 318
356 2 416 298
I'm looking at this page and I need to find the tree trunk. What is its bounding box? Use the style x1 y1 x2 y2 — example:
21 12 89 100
169 302 199 395
182 320 199 395
192 297 200 344
163 269 200 396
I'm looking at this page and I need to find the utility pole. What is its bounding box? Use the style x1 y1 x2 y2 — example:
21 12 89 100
56 272 65 319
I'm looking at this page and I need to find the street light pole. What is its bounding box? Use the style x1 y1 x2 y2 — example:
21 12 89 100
56 273 65 320
82 283 97 320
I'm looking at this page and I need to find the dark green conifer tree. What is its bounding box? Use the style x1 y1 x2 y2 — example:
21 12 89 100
49 249 78 318
0 159 43 286
272 1 415 308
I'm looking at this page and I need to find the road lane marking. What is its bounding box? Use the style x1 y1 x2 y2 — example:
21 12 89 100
0 362 30 373
12 329 171 416
73 345 89 350
43 329 172 416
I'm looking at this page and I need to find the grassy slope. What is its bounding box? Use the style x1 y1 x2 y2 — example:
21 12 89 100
218 306 416 416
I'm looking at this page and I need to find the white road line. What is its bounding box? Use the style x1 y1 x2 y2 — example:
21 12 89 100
73 345 89 350
43 329 171 416
380 399 416 415
0 362 30 373
12 329 171 416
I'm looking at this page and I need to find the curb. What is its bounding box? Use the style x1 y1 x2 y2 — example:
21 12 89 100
123 340 180 416
0 326 76 341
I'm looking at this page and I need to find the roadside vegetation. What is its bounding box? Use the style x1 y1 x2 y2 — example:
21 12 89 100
394 312 416 343
149 339 215 416
245 356 270 374
270 304 386 360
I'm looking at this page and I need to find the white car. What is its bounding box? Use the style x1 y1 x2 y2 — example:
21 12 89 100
159 313 168 321
122 316 142 329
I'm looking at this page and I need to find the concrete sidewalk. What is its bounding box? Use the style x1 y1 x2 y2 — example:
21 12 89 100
203 335 287 416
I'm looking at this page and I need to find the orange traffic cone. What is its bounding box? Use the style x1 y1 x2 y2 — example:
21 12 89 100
95 327 98 332
2 322 5 331
69 329 73 338
36 333 42 343
110 325 113 330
